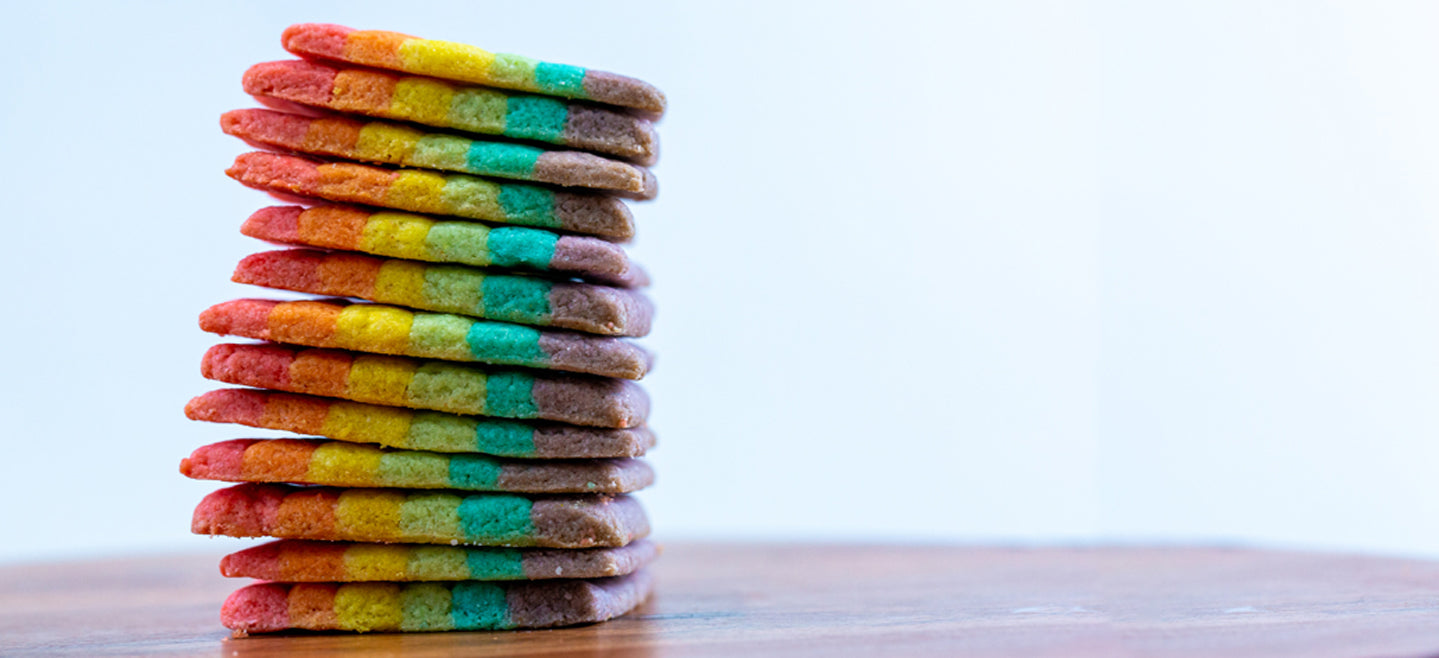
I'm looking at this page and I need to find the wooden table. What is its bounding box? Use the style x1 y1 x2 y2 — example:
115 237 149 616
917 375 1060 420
5 543 1439 656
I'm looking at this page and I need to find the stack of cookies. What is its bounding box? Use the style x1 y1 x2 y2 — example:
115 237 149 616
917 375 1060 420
182 23 662 635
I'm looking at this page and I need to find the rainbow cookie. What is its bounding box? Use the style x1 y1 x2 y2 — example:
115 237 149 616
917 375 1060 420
221 571 652 634
185 389 656 458
242 205 649 288
227 152 634 239
193 483 649 548
199 299 652 379
223 109 657 198
244 60 658 164
202 343 647 427
182 439 653 494
220 538 659 581
281 24 665 115
234 249 653 336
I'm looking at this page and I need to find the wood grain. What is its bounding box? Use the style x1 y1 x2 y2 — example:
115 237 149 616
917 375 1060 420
4 543 1439 656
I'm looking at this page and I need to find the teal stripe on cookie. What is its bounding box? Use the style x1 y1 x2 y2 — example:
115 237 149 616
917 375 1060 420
535 63 588 97
503 96 568 143
481 276 553 324
485 372 537 418
448 454 504 489
473 421 535 456
465 548 526 579
466 143 541 178
487 228 557 269
451 582 510 630
465 322 548 364
457 495 533 542
497 185 558 226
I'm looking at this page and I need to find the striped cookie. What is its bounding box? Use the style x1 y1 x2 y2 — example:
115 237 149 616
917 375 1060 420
281 23 665 114
199 299 652 379
221 571 652 633
220 538 659 581
201 343 647 427
182 439 653 493
228 152 634 240
234 249 652 336
192 483 649 548
244 60 658 163
242 205 649 288
224 109 656 198
185 389 656 458
201 343 646 427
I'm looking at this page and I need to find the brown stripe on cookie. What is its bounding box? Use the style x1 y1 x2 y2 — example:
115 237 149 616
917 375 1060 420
496 459 654 494
505 570 654 628
531 376 649 429
520 539 660 580
532 495 650 549
531 425 656 458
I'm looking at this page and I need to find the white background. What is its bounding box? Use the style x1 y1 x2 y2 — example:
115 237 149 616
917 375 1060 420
4 0 1439 563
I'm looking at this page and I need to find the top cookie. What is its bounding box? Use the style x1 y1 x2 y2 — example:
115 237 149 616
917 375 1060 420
282 24 665 115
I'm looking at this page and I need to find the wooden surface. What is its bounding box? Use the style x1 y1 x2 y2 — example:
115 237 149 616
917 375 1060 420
6 543 1439 656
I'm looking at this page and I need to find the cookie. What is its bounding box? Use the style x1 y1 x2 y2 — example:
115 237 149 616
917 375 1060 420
242 205 649 288
227 152 634 240
185 389 656 458
182 439 654 494
234 249 653 336
220 538 659 581
243 60 658 164
220 571 652 633
223 109 657 198
192 483 649 548
201 343 647 427
199 299 653 379
281 23 666 115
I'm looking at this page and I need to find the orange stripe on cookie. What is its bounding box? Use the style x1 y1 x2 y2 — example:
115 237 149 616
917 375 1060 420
274 489 339 537
331 70 397 114
288 349 354 398
279 543 349 581
344 30 410 69
314 161 395 204
316 252 382 298
297 206 369 249
303 117 364 154
241 440 316 482
269 300 343 345
260 392 332 434
288 583 340 629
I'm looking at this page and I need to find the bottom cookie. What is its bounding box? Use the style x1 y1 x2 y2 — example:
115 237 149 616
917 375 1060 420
222 570 652 634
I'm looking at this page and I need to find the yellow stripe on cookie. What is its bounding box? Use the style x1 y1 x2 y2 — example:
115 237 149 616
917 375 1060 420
334 306 414 354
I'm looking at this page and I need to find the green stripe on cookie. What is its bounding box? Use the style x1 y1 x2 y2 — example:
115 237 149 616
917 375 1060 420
408 362 487 413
